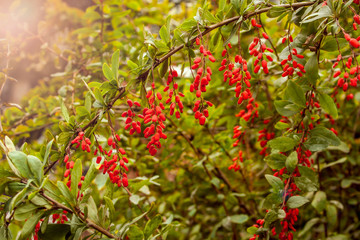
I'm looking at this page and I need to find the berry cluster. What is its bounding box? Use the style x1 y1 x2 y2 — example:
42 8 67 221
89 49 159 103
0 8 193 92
280 36 306 78
95 135 129 187
122 99 142 135
250 19 274 74
164 68 185 118
141 83 167 155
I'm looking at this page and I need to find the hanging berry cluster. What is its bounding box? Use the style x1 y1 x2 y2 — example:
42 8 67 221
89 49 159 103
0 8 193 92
122 99 142 135
164 68 185 118
95 135 129 187
280 35 306 78
141 83 167 155
189 37 216 125
250 18 274 74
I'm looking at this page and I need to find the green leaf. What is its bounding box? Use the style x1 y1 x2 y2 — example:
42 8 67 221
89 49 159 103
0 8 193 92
10 180 33 211
27 155 43 185
305 54 319 85
298 218 320 237
104 196 115 222
57 181 74 206
111 49 120 80
8 151 31 179
265 174 284 190
267 7 287 18
127 60 139 71
71 159 82 198
81 161 97 191
326 204 337 230
159 25 170 43
38 224 71 240
275 121 290 130
311 191 327 212
295 176 318 192
130 194 140 205
14 203 39 221
265 153 286 170
274 100 302 116
318 93 338 119
306 126 341 151
60 100 70 123
285 151 298 173
268 137 298 152
102 63 114 81
322 157 347 170
264 210 278 225
287 196 309 208
43 139 54 165
159 58 168 78
19 211 44 240
127 225 144 240
230 214 249 224
75 106 89 117
144 214 162 239
285 80 306 108
247 226 258 234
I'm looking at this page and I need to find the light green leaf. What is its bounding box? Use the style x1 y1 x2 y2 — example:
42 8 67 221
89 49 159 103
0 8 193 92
27 155 43 185
104 196 115 222
8 151 31 179
130 194 140 205
60 100 70 123
287 196 309 208
311 191 327 212
265 174 284 190
230 214 249 224
111 49 120 80
71 159 82 198
81 161 97 191
102 63 114 80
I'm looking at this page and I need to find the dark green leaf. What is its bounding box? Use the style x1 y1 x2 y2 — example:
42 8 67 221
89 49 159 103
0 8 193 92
268 137 298 152
274 100 302 116
318 93 338 119
285 80 306 108
144 214 162 239
305 54 319 85
285 151 298 173
127 225 144 240
265 153 286 170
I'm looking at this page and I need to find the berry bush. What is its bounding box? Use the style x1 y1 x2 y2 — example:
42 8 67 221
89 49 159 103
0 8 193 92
1 0 360 239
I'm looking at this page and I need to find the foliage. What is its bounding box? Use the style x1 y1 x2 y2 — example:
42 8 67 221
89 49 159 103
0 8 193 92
1 0 360 240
